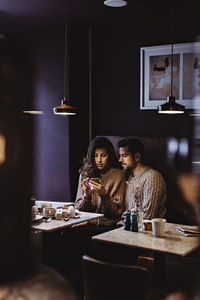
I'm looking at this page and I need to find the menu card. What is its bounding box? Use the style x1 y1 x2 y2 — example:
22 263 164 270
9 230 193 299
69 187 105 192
176 225 200 237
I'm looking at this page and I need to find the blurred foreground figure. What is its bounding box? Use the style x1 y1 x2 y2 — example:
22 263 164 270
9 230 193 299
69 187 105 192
177 173 200 223
165 291 188 300
0 37 77 299
164 74 200 299
0 265 77 300
0 123 77 299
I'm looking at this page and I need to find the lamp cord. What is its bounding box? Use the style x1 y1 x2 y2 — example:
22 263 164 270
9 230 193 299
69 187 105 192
64 17 67 102
171 43 173 97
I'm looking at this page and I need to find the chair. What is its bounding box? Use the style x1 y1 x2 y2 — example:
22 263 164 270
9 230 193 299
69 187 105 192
82 254 152 300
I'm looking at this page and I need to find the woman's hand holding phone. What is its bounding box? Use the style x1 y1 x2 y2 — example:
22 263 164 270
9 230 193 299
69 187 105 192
89 178 106 196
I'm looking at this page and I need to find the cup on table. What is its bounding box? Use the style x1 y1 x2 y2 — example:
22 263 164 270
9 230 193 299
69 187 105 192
55 209 63 220
152 218 166 237
68 206 76 218
143 220 152 231
31 205 38 220
43 207 56 218
62 209 68 218
35 201 52 214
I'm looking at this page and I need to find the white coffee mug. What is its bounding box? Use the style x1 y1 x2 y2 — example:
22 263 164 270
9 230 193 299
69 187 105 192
68 206 76 218
152 218 166 237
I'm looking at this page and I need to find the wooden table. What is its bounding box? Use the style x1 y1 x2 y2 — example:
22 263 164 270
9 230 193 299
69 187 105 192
92 223 200 281
32 211 104 232
35 201 74 209
31 211 104 266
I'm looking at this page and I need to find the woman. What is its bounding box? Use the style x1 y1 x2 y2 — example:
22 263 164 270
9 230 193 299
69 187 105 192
75 136 126 227
64 137 126 297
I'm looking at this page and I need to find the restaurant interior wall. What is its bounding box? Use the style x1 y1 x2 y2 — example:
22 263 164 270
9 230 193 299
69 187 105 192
17 23 72 202
10 12 199 202
16 22 90 203
69 18 197 199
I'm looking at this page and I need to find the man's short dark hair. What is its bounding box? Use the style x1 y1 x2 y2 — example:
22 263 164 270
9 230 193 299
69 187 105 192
117 138 145 162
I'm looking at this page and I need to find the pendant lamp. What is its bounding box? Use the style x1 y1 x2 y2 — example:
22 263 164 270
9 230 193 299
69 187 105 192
53 18 76 116
158 44 185 114
104 0 127 7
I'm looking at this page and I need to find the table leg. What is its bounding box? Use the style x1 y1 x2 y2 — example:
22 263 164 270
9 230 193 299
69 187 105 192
154 252 165 285
31 230 43 264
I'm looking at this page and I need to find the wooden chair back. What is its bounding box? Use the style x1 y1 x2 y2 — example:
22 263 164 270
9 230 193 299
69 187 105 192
82 254 152 300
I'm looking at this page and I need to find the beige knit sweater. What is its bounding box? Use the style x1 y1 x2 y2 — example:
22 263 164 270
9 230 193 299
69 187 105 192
126 167 167 219
75 168 126 225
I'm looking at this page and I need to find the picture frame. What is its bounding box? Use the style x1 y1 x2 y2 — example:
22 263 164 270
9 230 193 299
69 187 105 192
140 42 200 110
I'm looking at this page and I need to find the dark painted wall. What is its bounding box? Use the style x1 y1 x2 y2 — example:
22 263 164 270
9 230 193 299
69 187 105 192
11 10 199 202
69 17 198 199
92 21 194 137
21 23 72 202
69 22 90 200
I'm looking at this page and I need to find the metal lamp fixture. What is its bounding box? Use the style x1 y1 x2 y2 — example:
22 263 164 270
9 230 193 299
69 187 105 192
53 18 76 116
158 44 185 114
104 0 127 7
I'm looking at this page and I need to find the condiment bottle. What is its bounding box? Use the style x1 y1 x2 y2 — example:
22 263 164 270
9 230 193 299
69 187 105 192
130 209 138 232
124 210 131 231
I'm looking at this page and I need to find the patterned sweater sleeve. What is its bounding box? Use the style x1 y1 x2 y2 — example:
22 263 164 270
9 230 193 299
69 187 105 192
100 171 126 219
74 173 96 212
142 171 166 219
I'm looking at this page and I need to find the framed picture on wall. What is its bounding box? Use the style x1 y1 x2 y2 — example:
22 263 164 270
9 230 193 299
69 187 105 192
140 42 200 110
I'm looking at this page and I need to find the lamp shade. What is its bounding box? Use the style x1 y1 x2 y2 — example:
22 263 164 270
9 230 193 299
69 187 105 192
23 110 44 115
53 99 76 116
158 96 185 114
104 0 127 7
53 18 76 116
158 44 185 114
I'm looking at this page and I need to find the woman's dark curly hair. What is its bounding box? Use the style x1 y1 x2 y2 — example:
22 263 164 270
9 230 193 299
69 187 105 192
81 137 119 179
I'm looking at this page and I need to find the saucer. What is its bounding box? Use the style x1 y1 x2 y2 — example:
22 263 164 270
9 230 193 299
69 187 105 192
32 214 43 223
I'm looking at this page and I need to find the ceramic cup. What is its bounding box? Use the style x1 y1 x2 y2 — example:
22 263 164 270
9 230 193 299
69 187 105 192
68 206 76 218
35 201 52 214
55 210 63 220
143 220 152 231
43 207 56 218
31 205 38 220
62 209 68 218
152 218 166 237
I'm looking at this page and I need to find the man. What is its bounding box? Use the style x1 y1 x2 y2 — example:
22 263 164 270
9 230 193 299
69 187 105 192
118 138 167 219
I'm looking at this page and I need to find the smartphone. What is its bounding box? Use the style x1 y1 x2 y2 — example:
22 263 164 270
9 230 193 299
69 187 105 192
89 177 101 183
